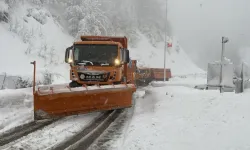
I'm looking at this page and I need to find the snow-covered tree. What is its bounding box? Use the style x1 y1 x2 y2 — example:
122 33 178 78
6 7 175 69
98 0 166 47
64 1 84 36
0 1 8 12
15 76 32 89
0 1 9 22
64 0 111 38
76 0 112 36
27 0 42 5
98 0 139 46
134 0 165 46
4 0 18 5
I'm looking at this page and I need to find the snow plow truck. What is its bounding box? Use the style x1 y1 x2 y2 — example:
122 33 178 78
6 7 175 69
135 67 172 86
31 36 137 120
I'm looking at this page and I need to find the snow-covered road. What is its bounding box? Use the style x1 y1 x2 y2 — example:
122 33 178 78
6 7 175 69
0 112 100 150
83 75 250 150
2 75 250 150
110 77 250 150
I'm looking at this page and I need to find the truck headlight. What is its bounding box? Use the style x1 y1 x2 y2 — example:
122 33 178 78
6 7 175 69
114 59 120 65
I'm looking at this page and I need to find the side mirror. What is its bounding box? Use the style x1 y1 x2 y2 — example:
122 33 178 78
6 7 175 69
65 46 73 64
65 48 70 63
121 48 130 64
126 50 130 63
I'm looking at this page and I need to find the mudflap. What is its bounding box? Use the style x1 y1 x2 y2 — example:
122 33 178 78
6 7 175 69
34 86 136 120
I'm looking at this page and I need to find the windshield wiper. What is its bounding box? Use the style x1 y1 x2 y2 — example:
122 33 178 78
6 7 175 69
77 60 94 65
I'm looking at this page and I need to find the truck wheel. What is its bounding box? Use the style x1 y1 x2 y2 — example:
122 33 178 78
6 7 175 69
69 81 81 88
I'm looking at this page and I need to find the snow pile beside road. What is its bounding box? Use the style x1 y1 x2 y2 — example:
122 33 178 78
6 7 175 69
151 74 207 88
0 88 33 134
0 88 32 107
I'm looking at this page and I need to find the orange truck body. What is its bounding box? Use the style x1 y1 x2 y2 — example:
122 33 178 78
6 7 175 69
150 68 172 81
135 67 153 86
32 36 137 120
135 67 172 86
67 36 132 87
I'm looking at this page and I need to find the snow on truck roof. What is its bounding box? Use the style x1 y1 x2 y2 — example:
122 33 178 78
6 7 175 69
80 36 128 48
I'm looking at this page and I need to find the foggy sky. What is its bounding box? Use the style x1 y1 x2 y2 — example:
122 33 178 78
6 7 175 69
166 0 250 70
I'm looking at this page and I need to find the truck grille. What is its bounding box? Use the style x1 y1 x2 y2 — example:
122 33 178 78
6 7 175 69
77 72 110 82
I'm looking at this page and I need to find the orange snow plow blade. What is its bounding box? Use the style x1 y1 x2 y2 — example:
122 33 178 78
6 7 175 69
34 84 136 120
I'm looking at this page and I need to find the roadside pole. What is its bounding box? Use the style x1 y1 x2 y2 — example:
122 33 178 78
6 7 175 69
241 62 245 93
163 0 167 82
219 36 229 93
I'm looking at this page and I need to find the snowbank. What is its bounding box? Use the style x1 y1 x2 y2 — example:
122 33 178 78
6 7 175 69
0 88 32 107
0 88 33 134
151 74 207 88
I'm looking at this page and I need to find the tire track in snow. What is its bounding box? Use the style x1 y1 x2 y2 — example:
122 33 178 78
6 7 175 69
58 89 146 150
56 110 123 150
87 92 147 150
0 118 61 146
87 109 132 150
0 112 100 150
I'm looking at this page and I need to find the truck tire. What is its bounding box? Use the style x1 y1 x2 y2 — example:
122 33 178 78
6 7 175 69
69 81 81 88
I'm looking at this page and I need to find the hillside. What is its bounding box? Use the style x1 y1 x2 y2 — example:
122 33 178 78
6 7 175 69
131 35 204 75
0 0 204 86
0 1 73 84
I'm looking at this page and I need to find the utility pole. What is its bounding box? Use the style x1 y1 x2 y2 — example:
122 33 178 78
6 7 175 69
219 36 229 93
163 0 168 82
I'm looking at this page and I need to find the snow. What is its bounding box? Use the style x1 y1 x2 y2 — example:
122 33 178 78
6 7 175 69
0 106 33 134
0 2 73 83
0 1 8 12
0 2 207 147
0 1 204 85
0 78 102 150
106 76 250 150
130 34 205 76
151 74 207 88
0 82 135 135
1 112 100 150
0 24 32 77
37 83 136 94
0 88 33 134
3 1 249 150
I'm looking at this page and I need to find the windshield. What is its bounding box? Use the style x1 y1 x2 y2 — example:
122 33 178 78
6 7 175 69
73 44 118 66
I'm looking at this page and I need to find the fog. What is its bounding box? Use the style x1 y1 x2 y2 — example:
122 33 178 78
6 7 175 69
166 0 250 70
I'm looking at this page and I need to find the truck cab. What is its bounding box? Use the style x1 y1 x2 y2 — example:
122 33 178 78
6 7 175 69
65 36 131 87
